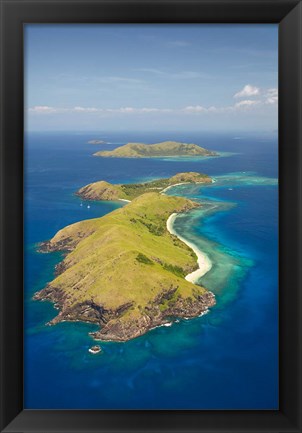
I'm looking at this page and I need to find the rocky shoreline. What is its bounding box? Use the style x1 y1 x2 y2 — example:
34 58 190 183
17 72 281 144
34 282 215 342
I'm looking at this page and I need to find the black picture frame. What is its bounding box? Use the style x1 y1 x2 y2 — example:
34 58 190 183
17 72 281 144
0 0 301 432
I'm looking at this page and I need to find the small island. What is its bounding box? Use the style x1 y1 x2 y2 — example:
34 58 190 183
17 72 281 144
77 172 212 202
88 139 107 145
94 141 217 158
34 178 215 342
89 345 102 354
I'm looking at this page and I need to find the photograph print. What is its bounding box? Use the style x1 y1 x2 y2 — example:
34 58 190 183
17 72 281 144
24 24 278 410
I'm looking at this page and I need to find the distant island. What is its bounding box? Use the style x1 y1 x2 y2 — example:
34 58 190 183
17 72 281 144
34 173 215 342
94 141 218 158
87 139 107 145
77 172 212 202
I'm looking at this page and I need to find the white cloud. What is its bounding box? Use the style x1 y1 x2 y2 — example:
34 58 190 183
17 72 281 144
264 88 278 104
235 99 261 108
73 106 99 112
183 105 207 113
232 85 278 106
140 108 159 113
183 101 261 113
28 105 58 113
28 89 277 118
27 103 261 116
140 107 171 113
234 84 260 98
105 107 161 114
114 107 172 114
28 106 173 115
267 88 278 97
117 107 135 113
28 106 102 114
266 97 278 105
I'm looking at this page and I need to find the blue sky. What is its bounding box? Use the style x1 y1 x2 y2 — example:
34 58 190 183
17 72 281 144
25 24 278 133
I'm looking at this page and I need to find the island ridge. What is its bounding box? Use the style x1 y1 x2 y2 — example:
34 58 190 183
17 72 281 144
88 139 107 145
94 141 218 158
77 172 212 202
35 177 215 342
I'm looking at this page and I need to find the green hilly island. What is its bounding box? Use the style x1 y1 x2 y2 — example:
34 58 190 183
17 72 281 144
77 172 212 201
94 140 217 158
35 191 215 342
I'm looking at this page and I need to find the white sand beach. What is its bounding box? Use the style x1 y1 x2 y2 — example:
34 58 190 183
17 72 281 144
161 182 188 193
161 178 215 194
166 213 212 284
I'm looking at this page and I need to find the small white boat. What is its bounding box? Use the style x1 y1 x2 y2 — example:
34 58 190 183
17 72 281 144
87 205 90 209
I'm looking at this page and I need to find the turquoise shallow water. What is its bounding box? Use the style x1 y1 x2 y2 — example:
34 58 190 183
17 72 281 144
24 132 278 409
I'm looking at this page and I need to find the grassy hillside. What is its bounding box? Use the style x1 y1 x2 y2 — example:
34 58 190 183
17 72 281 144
35 193 215 342
77 181 129 201
94 141 217 158
77 172 212 201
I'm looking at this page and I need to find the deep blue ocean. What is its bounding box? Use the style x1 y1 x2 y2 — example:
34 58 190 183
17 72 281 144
24 131 278 409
